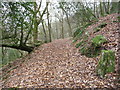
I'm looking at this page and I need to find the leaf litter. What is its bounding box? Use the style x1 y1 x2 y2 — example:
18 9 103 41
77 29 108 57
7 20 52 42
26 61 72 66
1 13 120 89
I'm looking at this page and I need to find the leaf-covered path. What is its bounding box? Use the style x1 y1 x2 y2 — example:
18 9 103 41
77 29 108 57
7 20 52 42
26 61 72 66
2 38 117 88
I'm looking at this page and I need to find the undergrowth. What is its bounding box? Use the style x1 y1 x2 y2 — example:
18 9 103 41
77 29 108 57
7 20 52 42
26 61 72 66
92 35 107 47
94 23 107 32
73 21 108 58
73 22 92 43
73 14 117 78
96 50 115 77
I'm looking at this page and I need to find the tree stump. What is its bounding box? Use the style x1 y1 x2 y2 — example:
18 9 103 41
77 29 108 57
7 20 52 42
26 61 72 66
96 50 115 77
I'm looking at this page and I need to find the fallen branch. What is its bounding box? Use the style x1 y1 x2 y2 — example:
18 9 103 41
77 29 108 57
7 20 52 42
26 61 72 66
0 44 34 53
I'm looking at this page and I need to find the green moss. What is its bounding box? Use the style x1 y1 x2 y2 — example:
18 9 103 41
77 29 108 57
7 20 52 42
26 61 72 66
7 88 18 90
117 16 120 20
113 20 120 22
79 46 87 55
73 28 83 38
83 22 92 28
34 41 43 47
76 30 84 38
77 35 107 58
92 35 107 47
75 41 84 48
87 46 101 57
73 22 108 58
75 32 88 48
96 50 115 77
98 23 107 28
94 27 101 32
94 23 107 32
79 45 101 58
73 28 80 38
73 22 92 38
112 16 120 22
72 39 77 43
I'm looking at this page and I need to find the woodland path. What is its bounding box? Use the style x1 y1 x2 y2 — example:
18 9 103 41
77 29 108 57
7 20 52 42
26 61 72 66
2 38 117 88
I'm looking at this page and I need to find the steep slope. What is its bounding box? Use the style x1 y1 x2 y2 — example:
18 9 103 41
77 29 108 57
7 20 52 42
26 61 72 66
86 13 120 74
86 13 119 52
74 13 120 74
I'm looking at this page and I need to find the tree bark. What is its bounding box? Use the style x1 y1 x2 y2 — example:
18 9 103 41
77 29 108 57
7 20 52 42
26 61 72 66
32 1 48 43
47 3 52 42
20 18 24 45
61 15 64 39
42 20 47 43
66 13 72 37
1 44 34 53
33 2 38 43
59 3 72 37
55 17 59 39
100 2 104 16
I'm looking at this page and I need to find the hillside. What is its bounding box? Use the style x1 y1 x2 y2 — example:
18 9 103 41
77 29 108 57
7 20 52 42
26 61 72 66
1 14 120 89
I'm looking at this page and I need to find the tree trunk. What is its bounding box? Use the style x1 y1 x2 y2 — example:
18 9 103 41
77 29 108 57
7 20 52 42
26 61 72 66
47 3 52 42
42 20 47 43
96 3 100 18
1 44 34 53
55 17 59 39
59 3 72 37
103 2 109 14
100 2 104 17
94 2 96 18
33 21 38 43
20 18 24 45
96 50 115 77
64 11 72 37
61 11 64 39
33 2 38 43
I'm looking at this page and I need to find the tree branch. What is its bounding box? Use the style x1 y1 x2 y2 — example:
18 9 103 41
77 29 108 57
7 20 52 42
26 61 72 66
1 44 34 53
36 0 42 13
21 3 34 14
37 2 49 25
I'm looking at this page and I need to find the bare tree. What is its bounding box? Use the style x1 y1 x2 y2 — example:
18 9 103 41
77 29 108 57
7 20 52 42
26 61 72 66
41 19 47 43
46 2 52 42
59 2 72 37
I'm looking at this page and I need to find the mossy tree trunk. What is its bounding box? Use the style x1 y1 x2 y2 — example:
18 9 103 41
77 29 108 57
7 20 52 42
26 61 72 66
96 50 115 78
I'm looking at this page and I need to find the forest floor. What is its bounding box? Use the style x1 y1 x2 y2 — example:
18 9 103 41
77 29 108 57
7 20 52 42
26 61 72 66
1 13 120 89
1 38 119 88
